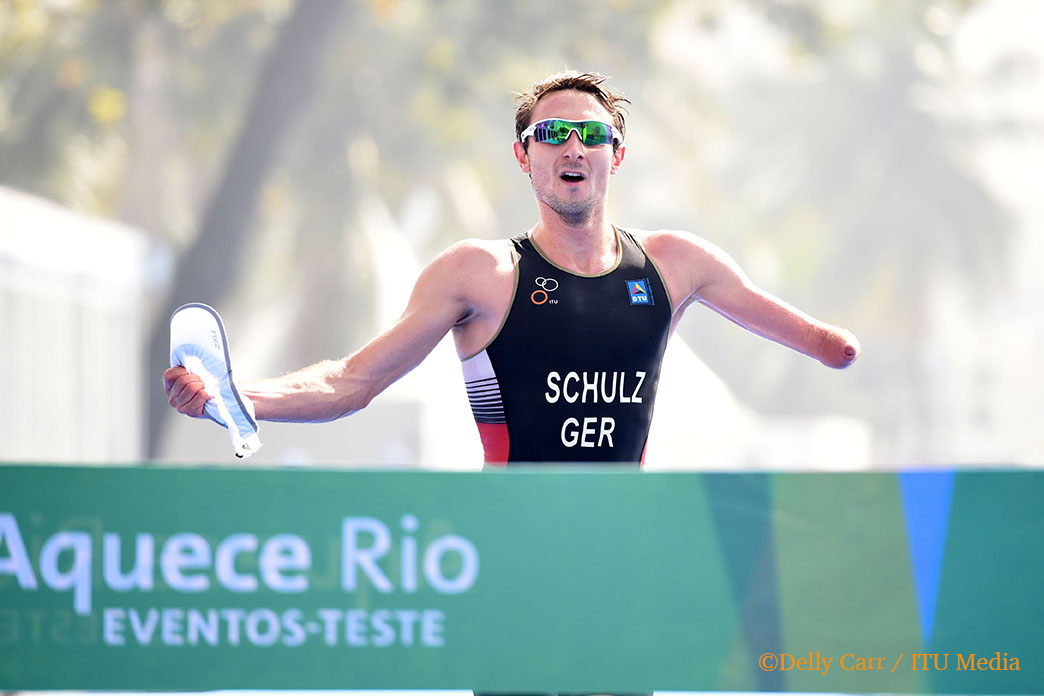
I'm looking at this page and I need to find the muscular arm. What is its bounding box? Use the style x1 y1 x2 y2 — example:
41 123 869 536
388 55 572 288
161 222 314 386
165 241 501 422
240 278 460 422
647 231 860 369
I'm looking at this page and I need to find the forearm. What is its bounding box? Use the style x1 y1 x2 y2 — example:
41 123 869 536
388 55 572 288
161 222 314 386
745 302 860 369
240 359 378 423
703 290 860 370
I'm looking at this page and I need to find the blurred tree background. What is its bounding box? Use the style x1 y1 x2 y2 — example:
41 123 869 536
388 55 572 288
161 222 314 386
2 0 1040 465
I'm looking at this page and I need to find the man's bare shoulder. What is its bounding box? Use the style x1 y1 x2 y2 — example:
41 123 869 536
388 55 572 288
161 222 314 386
433 237 516 274
422 238 517 353
419 237 516 324
628 228 722 262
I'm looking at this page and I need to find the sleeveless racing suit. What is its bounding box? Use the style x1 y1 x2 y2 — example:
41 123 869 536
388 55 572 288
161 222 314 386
461 228 672 467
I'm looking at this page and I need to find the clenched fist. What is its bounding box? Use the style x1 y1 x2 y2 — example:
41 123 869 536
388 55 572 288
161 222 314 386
163 366 211 417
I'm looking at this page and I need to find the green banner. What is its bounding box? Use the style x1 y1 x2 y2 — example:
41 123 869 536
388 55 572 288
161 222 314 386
0 465 1041 693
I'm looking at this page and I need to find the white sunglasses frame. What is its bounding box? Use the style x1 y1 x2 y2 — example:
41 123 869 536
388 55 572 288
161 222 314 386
519 118 622 147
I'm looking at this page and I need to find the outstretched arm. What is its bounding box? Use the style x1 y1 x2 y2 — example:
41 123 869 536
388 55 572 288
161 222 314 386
164 242 485 422
650 231 860 368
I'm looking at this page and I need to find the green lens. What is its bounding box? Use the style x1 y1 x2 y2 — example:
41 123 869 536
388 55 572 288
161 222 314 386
580 121 611 145
532 120 568 144
551 121 573 142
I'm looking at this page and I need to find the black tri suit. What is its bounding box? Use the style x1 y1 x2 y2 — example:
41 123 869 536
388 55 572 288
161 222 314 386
461 227 672 468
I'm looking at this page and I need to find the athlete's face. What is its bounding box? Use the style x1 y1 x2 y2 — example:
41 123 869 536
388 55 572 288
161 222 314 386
513 90 625 226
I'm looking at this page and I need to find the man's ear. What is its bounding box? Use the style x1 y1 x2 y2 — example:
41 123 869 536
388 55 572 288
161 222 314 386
513 141 531 174
610 144 626 174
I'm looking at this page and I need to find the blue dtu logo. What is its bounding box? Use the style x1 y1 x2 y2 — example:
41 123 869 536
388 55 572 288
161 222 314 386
626 279 653 305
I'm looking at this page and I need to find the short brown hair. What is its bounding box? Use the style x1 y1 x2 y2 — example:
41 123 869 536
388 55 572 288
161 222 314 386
514 70 630 150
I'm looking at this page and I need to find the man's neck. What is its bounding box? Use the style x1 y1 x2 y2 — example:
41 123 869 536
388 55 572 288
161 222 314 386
529 209 619 275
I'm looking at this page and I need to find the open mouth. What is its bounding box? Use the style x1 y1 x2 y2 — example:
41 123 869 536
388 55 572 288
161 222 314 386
559 172 586 183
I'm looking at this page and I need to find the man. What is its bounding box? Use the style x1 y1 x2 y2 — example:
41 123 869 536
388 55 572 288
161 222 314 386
164 71 860 466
